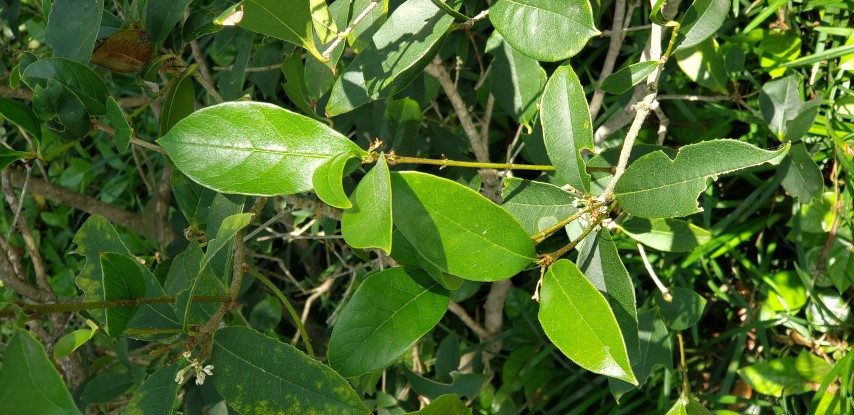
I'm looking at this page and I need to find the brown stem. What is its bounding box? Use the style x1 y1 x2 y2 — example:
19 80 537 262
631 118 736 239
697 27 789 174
2 170 53 298
0 295 231 318
589 0 628 122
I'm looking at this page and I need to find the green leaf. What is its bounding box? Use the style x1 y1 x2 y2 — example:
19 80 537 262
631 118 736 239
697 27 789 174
80 372 135 404
608 309 672 400
759 75 801 140
759 29 800 77
501 178 579 236
143 0 192 46
381 99 422 157
763 271 807 313
328 268 449 377
31 80 91 140
389 230 452 288
665 395 711 415
613 140 790 218
211 326 369 414
327 0 457 116
312 151 361 209
310 0 338 44
73 216 180 338
577 230 640 366
158 102 365 196
100 252 146 337
391 171 537 281
674 0 730 53
217 28 254 101
485 31 547 126
489 0 598 62
45 0 102 63
347 0 388 54
170 171 216 230
283 52 320 117
674 38 728 94
105 97 132 154
0 96 42 139
541 64 594 193
125 365 181 415
164 241 204 296
657 287 706 330
0 329 81 415
538 259 637 384
23 58 110 116
249 296 283 332
600 61 658 95
54 328 95 359
160 70 195 137
738 357 810 397
408 394 471 415
402 365 486 400
784 97 821 142
342 154 393 253
618 218 711 252
779 142 823 203
0 147 37 170
237 0 325 62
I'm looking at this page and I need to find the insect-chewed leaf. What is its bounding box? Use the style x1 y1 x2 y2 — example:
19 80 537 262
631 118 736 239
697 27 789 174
157 102 365 196
613 139 790 218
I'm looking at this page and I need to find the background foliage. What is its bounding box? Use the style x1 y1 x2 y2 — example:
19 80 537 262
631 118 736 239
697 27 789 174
0 0 852 414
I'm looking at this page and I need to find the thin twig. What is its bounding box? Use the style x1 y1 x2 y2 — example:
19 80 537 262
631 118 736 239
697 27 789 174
589 0 628 122
657 94 732 102
1 170 53 297
291 278 334 346
190 39 216 89
94 122 167 154
448 301 489 339
213 63 282 72
637 243 672 301
321 0 380 60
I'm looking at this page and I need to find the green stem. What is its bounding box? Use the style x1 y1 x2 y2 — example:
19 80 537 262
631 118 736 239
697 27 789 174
128 58 189 119
531 201 605 244
249 269 316 359
377 154 555 171
538 214 605 264
0 295 231 318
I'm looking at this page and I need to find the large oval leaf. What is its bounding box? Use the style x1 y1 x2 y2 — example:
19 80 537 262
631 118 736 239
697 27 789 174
236 0 324 61
501 177 578 236
45 0 102 63
613 140 790 218
489 0 599 62
541 64 595 193
538 259 637 384
341 155 392 253
158 102 365 196
328 268 449 378
0 329 82 415
22 58 109 115
101 252 146 337
674 0 730 53
391 172 537 281
485 31 547 127
211 326 369 415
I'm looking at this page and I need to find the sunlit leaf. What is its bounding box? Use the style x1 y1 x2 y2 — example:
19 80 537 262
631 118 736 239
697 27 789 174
501 177 578 236
618 218 711 252
674 0 730 53
312 151 362 209
600 61 658 95
342 155 393 253
237 0 325 61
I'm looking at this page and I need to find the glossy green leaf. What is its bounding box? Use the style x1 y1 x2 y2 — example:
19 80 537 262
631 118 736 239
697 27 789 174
608 309 672 400
80 372 135 404
759 75 801 139
587 145 675 196
738 357 812 397
391 171 537 281
541 64 594 193
489 0 598 62
310 0 338 44
211 326 369 414
578 231 639 366
327 0 456 116
348 0 389 53
657 287 706 330
0 329 82 415
143 0 192 46
54 328 95 359
402 365 486 400
282 51 318 117
409 394 471 415
665 395 711 415
160 70 195 136
763 271 807 313
237 0 324 62
759 29 800 78
381 99 422 157
45 0 102 63
105 96 132 154
125 365 181 415
389 229 451 288
0 148 37 170
618 218 711 252
158 102 365 196
23 58 110 115
501 177 578 236
342 154 393 253
312 151 361 209
329 268 449 377
0 96 42 139
784 97 821 142
485 31 547 126
600 61 658 95
100 252 146 337
674 38 728 94
779 142 823 202
613 140 790 218
538 259 637 384
31 80 90 139
674 0 730 53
